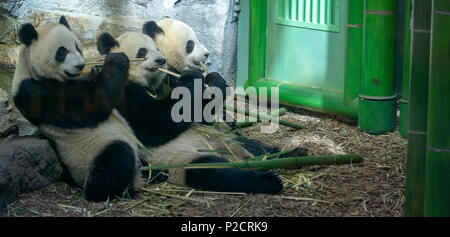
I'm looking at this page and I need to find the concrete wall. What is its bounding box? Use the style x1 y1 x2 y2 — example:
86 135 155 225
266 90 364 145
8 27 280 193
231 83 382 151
1 0 238 85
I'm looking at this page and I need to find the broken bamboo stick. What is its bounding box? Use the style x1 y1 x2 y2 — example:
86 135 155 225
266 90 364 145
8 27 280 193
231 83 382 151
141 154 363 171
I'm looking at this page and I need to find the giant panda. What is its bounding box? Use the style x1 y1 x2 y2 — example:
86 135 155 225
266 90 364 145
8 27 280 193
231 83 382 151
141 18 219 87
96 30 286 194
142 18 230 124
143 18 210 74
11 17 149 202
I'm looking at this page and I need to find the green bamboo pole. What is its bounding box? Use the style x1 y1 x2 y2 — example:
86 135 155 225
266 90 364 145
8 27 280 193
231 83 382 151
344 0 364 104
224 104 306 129
244 149 294 162
142 154 364 171
235 108 287 128
424 0 450 217
359 0 397 134
246 0 267 88
399 0 413 138
405 0 432 217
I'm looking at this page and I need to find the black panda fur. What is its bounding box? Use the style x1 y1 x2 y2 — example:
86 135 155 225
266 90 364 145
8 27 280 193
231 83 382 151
119 70 283 193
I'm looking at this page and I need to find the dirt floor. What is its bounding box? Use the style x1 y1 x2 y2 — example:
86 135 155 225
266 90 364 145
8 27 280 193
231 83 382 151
1 107 407 217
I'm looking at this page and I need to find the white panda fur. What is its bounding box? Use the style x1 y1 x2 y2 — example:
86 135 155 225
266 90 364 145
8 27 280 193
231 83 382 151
114 32 168 96
12 17 145 201
96 27 285 194
39 110 141 189
143 18 210 74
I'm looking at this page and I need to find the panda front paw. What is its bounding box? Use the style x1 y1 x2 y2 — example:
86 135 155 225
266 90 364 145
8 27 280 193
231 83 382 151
177 70 205 86
205 72 227 88
103 52 130 73
101 53 130 102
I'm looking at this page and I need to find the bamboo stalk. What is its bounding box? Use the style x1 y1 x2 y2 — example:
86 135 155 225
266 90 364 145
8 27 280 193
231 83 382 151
247 0 267 88
197 149 232 154
399 0 414 138
141 154 363 171
235 108 287 128
359 0 397 134
344 0 364 104
158 68 181 78
141 188 211 203
85 58 148 66
244 149 294 162
199 61 209 74
224 104 306 129
405 0 432 217
424 0 450 217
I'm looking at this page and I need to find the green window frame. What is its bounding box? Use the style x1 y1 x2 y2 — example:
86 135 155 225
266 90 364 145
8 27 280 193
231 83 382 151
275 0 340 32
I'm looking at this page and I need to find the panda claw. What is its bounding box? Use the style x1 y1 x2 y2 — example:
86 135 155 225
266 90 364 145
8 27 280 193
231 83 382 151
255 171 283 194
205 72 227 94
104 52 130 71
176 70 205 89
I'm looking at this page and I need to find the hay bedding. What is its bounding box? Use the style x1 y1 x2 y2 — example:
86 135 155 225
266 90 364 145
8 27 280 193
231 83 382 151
1 108 407 217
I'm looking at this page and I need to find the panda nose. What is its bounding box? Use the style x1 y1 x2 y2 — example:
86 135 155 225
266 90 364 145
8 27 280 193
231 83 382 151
204 53 210 59
155 58 166 65
76 64 85 71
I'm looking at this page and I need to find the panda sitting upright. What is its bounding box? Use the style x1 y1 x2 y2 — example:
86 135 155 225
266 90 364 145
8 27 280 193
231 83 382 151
11 17 148 202
96 29 285 194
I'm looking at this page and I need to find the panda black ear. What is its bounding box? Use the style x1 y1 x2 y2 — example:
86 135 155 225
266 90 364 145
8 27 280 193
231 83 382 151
142 21 164 39
97 32 119 55
59 15 71 30
19 23 38 46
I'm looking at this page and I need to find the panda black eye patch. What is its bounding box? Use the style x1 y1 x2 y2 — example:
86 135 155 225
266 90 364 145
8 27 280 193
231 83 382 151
75 44 82 55
56 46 69 62
137 48 148 58
186 40 195 54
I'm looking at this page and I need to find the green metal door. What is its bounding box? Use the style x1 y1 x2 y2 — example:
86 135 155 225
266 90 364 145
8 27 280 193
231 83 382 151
242 0 358 118
267 0 346 92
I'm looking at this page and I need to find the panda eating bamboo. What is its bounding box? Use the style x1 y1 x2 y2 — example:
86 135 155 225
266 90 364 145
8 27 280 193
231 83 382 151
95 19 292 195
12 16 286 202
12 17 148 201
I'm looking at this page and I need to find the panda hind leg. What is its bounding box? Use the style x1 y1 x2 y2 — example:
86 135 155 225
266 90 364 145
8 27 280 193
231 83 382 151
84 141 137 202
185 156 282 194
236 136 309 158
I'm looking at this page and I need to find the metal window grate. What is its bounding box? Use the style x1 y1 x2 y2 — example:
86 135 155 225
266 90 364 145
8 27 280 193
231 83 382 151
275 0 340 32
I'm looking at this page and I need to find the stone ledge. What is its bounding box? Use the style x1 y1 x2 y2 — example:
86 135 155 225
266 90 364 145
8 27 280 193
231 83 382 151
0 137 63 210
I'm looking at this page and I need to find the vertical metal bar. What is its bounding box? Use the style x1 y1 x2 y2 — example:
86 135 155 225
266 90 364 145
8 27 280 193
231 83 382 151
305 0 311 23
291 0 298 21
285 0 291 20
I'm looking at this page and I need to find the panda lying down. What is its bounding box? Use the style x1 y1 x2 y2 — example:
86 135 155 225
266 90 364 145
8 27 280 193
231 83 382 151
12 17 298 202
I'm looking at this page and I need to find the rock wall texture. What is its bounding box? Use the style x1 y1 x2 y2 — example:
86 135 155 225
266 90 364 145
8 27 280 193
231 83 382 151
1 0 239 85
0 88 37 137
0 137 63 210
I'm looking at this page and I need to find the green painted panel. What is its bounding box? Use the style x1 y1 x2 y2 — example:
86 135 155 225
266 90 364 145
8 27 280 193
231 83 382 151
247 0 267 88
344 0 364 104
251 79 358 118
276 0 340 32
266 0 348 93
236 0 250 88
